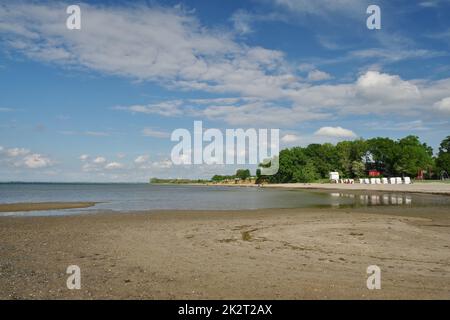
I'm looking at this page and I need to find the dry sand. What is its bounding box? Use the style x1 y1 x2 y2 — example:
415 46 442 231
263 182 450 195
0 206 449 299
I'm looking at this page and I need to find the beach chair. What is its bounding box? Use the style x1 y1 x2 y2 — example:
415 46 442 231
370 178 376 184
349 179 354 184
396 177 402 184
403 177 411 184
389 177 396 184
359 179 363 184
364 178 370 184
382 178 388 184
375 178 381 184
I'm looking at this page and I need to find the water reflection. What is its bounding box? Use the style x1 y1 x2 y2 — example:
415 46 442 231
330 192 412 206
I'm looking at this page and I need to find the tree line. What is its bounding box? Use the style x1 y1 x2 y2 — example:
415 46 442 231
258 135 450 183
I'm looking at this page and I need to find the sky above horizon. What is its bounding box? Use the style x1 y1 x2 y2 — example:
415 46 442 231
1 0 450 182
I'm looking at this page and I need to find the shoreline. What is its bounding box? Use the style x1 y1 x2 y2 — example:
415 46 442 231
1 207 449 299
210 182 450 196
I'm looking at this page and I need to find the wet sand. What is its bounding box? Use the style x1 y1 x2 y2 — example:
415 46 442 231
0 206 449 299
0 202 96 213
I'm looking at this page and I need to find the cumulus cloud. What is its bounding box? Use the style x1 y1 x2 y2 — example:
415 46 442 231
114 70 450 127
93 157 106 164
434 97 450 114
105 162 124 170
23 154 53 168
281 134 302 143
0 146 54 169
79 154 89 161
355 71 420 102
135 155 149 164
314 126 357 138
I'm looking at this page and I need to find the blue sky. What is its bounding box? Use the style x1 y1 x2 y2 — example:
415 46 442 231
0 0 449 182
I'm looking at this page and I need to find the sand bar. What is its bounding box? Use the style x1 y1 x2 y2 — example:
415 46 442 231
0 202 96 213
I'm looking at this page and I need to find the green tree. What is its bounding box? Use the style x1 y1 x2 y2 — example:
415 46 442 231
292 161 320 183
436 136 450 174
304 143 338 178
366 137 399 175
351 161 366 178
396 135 433 176
235 169 251 180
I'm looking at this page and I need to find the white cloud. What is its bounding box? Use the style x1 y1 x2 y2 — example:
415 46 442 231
231 10 254 35
314 126 357 138
0 3 293 100
0 2 449 148
0 107 13 112
307 69 332 81
85 131 110 137
105 162 124 170
281 134 302 143
356 71 420 102
0 146 54 170
79 154 89 161
23 154 53 168
349 48 446 63
152 160 173 169
434 97 450 114
269 0 369 18
114 100 184 117
6 148 30 157
134 155 149 164
142 128 171 138
114 70 450 127
93 157 107 164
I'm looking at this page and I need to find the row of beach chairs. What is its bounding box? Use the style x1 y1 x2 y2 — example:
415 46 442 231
359 177 411 185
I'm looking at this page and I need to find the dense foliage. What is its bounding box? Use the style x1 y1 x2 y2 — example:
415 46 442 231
263 135 438 183
436 136 450 175
212 169 252 182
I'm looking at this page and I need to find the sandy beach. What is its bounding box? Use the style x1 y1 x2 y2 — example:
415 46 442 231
1 206 449 299
257 182 450 196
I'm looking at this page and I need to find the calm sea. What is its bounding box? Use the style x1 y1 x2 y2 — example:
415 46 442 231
1 183 449 216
